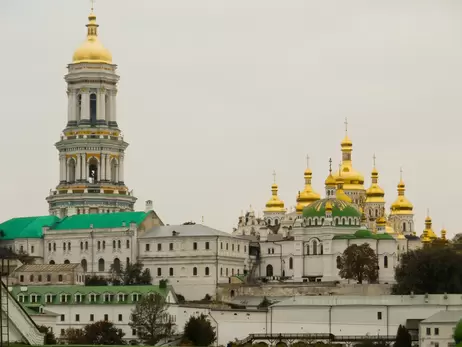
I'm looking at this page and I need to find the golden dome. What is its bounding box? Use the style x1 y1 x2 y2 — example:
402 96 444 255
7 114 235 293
422 213 437 240
72 12 112 64
296 166 321 213
376 216 386 227
390 179 413 215
397 233 406 240
325 173 336 186
366 160 385 203
333 130 365 191
336 177 352 203
265 183 286 213
441 228 447 241
325 200 333 212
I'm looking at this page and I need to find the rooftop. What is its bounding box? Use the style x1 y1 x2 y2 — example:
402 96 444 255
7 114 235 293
422 310 462 324
140 224 235 238
15 263 82 272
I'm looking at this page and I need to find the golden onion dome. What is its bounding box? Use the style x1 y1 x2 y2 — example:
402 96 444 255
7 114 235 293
376 216 386 227
441 228 447 241
325 173 336 186
72 12 113 64
296 166 321 213
325 200 333 212
366 162 385 203
336 177 352 203
265 183 286 213
333 130 365 191
423 213 437 240
397 233 406 240
390 179 413 215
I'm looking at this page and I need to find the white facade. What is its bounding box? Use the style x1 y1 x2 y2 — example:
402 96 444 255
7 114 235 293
420 310 462 347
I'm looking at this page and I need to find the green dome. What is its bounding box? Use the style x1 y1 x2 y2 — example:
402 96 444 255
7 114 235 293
302 198 361 227
333 229 395 240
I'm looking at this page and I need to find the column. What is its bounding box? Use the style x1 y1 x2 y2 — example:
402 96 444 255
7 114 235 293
108 91 118 127
67 91 77 126
66 158 70 182
105 155 110 181
97 89 106 125
100 154 105 182
80 90 90 125
81 154 87 181
119 155 124 183
59 155 65 182
115 164 119 182
76 155 81 181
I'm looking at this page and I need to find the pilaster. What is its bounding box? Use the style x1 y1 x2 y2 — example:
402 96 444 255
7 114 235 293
80 89 90 125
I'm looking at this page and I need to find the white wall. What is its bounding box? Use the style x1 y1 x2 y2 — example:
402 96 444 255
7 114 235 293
420 321 456 347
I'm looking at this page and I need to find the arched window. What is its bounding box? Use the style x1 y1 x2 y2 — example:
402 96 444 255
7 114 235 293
64 259 70 264
384 256 388 269
85 241 88 250
81 259 87 272
275 219 279 225
77 94 82 121
289 257 293 270
193 267 197 276
68 158 76 183
49 260 55 265
88 157 98 183
98 258 105 272
113 258 121 273
111 159 118 183
312 240 318 255
90 93 97 125
342 217 346 225
30 274 34 282
266 264 273 277
402 223 406 232
205 267 210 276
369 210 372 217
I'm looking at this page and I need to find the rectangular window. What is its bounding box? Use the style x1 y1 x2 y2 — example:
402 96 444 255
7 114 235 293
205 242 210 250
169 243 173 251
104 314 108 321
435 328 439 336
426 328 431 336
193 242 197 250
53 243 56 251
157 268 162 276
19 275 24 282
145 244 150 252
132 329 137 336
61 329 65 336
126 240 130 249
48 243 51 251
75 314 80 322
31 246 35 254
377 312 382 320
157 244 162 251
90 314 94 322
238 245 240 252
118 314 123 322
60 314 65 322
169 268 174 276
20 245 23 252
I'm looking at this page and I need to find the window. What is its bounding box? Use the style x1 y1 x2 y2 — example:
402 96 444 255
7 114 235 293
68 242 71 251
132 329 137 336
58 275 63 282
169 268 174 276
145 243 150 252
238 245 240 252
90 314 94 322
157 243 162 251
306 245 310 255
81 242 84 250
126 240 130 249
46 294 53 303
220 268 223 276
102 241 106 250
63 242 66 251
118 294 127 302
53 243 56 251
60 294 69 303
30 295 38 303
320 244 324 255
118 314 123 322
157 268 162 276
19 275 24 282
232 244 235 251
244 245 247 253
289 257 293 270
60 314 65 322
169 243 173 251
75 314 80 322
220 242 223 250
48 243 51 252
89 294 97 303
20 245 23 252
104 314 108 321
226 243 229 250
435 328 439 336
118 240 121 249
193 267 198 276
85 241 88 250
377 312 382 320
205 267 210 276
193 242 197 250
98 258 105 272
205 242 210 250
97 241 101 250
31 246 35 254
104 294 112 302
426 328 431 336
132 294 140 302
312 240 318 255
113 240 116 249
47 274 51 282
38 275 42 282
75 294 82 303
384 256 388 268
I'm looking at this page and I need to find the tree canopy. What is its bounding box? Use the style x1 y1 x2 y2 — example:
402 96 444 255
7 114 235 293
337 243 378 284
38 325 56 345
393 246 462 294
110 261 152 285
64 321 124 345
394 325 412 347
183 313 216 346
129 293 174 345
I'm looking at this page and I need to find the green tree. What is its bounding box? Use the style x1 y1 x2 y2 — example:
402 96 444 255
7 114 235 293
15 249 35 265
64 327 86 344
337 243 378 284
38 325 56 345
394 325 412 347
183 313 216 346
84 320 125 345
129 293 174 345
85 275 109 286
393 246 462 294
110 261 152 285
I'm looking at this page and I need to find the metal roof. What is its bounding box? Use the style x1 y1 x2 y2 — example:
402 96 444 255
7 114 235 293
421 310 462 324
140 224 237 238
15 263 82 272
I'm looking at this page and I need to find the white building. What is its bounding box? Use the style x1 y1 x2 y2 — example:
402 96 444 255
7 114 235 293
420 310 462 347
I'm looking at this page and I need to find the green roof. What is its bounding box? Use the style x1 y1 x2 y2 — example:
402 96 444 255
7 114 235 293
0 215 60 240
303 199 361 222
11 285 168 306
333 229 395 240
52 211 149 230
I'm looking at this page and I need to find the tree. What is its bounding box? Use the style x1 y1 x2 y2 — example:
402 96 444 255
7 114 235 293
130 293 174 345
64 327 86 344
176 293 186 304
393 246 462 294
337 243 378 284
85 275 109 286
183 314 216 346
110 261 152 285
394 325 412 347
15 249 35 265
38 325 56 345
84 320 125 345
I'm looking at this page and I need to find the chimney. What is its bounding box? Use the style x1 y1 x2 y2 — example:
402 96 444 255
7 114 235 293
145 200 153 212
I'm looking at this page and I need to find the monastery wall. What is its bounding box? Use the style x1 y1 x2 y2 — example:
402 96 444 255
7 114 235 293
218 283 392 301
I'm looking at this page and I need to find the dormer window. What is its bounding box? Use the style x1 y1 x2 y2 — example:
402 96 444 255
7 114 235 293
45 294 53 303
89 294 97 303
30 294 39 303
118 294 128 302
132 293 140 302
17 294 25 303
60 294 70 303
75 294 83 303
104 294 114 302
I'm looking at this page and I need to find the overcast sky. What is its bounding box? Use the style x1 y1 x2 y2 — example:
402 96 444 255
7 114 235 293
1 0 461 236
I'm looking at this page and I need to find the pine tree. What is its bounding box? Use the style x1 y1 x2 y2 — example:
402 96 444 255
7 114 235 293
394 325 412 347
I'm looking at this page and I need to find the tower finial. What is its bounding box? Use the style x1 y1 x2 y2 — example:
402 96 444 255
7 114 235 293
427 208 430 217
400 167 403 181
90 0 96 11
344 117 348 136
306 154 310 169
272 170 276 184
373 153 376 168
329 158 332 174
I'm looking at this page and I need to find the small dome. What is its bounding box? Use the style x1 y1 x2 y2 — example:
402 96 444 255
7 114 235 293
265 183 286 213
325 173 336 186
72 12 112 64
366 167 385 203
303 198 360 221
296 167 321 213
390 179 413 214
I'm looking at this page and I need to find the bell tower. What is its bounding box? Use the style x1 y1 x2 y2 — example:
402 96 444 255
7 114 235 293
46 9 137 217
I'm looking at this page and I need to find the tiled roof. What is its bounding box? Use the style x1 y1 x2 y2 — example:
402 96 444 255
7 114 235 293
15 264 82 272
52 211 149 230
0 215 60 240
11 285 168 305
140 224 234 238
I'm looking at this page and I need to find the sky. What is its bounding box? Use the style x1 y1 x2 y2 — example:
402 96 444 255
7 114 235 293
0 0 461 236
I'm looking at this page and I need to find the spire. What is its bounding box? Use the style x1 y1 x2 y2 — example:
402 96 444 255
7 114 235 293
325 158 337 198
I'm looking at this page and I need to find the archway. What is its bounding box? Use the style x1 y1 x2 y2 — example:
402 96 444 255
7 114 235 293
88 157 99 183
64 259 70 264
49 260 55 265
81 259 87 272
266 264 273 277
68 158 76 183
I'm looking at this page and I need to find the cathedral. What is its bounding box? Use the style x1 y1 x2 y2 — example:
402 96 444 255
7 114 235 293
232 129 446 283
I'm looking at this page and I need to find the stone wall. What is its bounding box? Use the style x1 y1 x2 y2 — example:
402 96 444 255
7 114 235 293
217 282 392 301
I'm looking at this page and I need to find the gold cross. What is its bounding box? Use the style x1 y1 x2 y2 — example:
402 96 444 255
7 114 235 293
306 155 310 168
329 158 332 173
373 153 376 167
400 167 403 180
